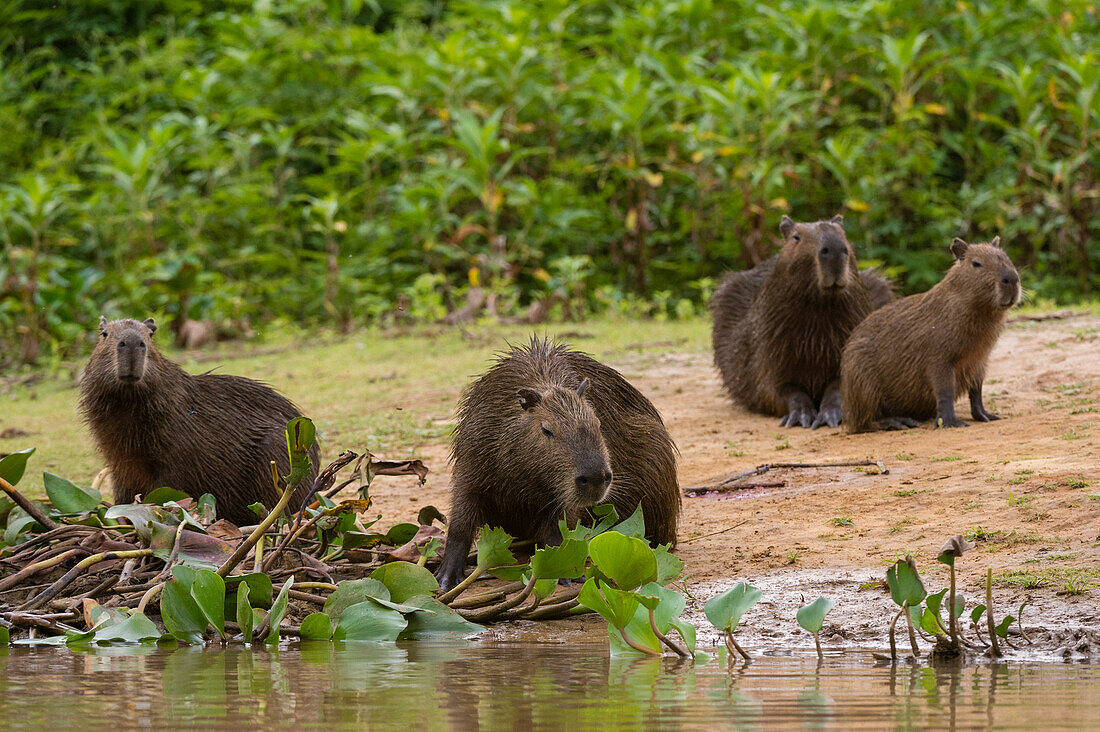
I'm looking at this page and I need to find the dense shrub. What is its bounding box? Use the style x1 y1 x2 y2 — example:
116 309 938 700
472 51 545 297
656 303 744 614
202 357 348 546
1 0 1098 364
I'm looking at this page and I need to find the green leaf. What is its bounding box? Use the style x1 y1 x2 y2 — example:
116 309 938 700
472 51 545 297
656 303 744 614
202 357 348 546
588 531 657 590
299 612 334 641
226 573 273 608
530 538 588 580
886 558 927 607
161 577 208 644
236 579 253 642
704 582 761 633
994 614 1017 638
611 504 646 539
578 578 640 629
384 522 420 546
3 508 38 545
487 563 531 581
397 595 485 639
531 577 558 600
323 578 391 623
370 562 439 603
653 544 684 585
265 576 294 645
970 604 987 624
190 570 226 638
92 611 160 644
143 487 190 505
0 627 9 645
796 597 835 634
0 448 34 486
607 602 662 656
43 473 101 513
333 600 407 642
285 417 316 488
476 526 516 569
918 607 946 638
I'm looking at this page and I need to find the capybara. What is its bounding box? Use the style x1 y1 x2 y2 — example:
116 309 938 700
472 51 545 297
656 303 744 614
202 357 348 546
80 317 319 524
711 215 893 429
436 337 680 590
841 237 1021 432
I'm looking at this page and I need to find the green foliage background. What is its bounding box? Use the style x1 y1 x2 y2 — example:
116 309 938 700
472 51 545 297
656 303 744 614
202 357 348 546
2 0 1098 365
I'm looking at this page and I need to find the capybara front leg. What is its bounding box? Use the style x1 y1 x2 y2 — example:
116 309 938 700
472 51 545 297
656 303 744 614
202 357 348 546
932 367 967 428
779 386 817 428
436 505 478 591
812 381 843 429
969 382 999 422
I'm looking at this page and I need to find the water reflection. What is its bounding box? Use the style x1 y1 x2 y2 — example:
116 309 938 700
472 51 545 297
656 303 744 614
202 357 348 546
0 642 1097 730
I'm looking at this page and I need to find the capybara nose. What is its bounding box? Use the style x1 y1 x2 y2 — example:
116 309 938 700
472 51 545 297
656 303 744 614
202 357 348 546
1002 273 1019 287
575 470 612 497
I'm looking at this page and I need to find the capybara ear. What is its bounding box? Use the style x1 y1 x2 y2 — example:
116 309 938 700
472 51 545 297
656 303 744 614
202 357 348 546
143 318 157 335
951 238 969 260
99 315 108 331
831 214 844 228
990 235 1001 248
779 215 795 238
517 388 542 411
576 378 590 398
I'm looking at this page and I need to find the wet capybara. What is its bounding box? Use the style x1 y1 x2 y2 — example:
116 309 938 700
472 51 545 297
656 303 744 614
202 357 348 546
841 237 1021 432
436 337 680 590
711 215 893 429
79 317 319 524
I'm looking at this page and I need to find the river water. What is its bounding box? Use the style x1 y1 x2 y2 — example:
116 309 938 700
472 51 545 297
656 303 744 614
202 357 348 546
1 642 1097 730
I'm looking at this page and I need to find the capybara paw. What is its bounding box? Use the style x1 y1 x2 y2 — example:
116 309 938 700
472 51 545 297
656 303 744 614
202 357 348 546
780 407 816 429
435 567 464 592
973 410 1000 422
878 417 919 430
811 406 842 430
936 416 969 428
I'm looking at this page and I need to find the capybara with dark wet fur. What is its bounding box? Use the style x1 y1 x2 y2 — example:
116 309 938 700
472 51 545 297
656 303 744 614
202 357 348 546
841 237 1021 432
711 215 893 429
436 337 680 590
80 317 319 525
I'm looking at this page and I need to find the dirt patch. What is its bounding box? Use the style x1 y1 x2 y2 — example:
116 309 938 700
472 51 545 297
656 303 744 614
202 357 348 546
358 315 1100 654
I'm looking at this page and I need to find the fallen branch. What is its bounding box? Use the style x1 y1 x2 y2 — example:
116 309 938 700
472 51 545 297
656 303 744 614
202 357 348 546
0 474 60 531
685 460 887 495
20 548 154 611
0 548 86 593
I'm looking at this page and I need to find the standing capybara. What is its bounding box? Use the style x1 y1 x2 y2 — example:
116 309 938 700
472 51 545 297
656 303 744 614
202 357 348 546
80 317 319 524
711 215 893 429
841 237 1021 432
435 337 680 590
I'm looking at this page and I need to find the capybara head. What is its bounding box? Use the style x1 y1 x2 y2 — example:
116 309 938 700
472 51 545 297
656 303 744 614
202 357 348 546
91 316 159 386
779 215 855 291
515 379 613 509
949 237 1021 311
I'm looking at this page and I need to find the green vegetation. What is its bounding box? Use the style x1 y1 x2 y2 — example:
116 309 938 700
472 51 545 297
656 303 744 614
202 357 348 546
3 0 1100 366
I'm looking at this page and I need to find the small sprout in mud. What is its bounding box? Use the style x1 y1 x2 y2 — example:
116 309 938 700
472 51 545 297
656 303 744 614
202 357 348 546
784 551 801 566
724 441 745 457
1065 476 1091 488
796 597 835 659
826 516 854 527
893 487 932 497
773 434 791 451
889 517 917 534
930 455 962 463
965 525 994 542
705 582 761 663
1057 571 1100 597
1007 491 1032 505
895 453 914 461
1089 493 1100 501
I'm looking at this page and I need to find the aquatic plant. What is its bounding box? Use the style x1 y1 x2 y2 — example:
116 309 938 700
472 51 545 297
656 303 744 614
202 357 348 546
704 582 761 662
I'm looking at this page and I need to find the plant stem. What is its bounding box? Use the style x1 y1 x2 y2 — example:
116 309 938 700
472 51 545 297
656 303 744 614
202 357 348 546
449 581 525 609
619 626 661 656
136 583 163 614
0 548 82 593
456 575 536 622
904 606 920 657
0 475 59 531
814 632 823 660
948 565 960 649
20 549 154 611
727 631 752 661
217 462 295 578
648 607 689 658
986 568 1001 658
437 566 484 604
889 607 904 660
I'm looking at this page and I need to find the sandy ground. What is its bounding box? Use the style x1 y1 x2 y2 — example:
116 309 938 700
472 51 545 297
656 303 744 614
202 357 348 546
360 314 1100 658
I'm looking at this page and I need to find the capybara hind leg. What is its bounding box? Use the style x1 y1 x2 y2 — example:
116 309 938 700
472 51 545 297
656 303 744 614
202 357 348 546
812 381 842 429
969 383 999 422
779 387 817 428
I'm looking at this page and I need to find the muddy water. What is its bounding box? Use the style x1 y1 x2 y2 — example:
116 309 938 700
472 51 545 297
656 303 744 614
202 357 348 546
1 643 1098 730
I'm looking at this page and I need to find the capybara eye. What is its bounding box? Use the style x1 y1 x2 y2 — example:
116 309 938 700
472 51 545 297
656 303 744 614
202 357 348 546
541 425 553 439
972 261 982 268
792 234 801 242
100 331 107 338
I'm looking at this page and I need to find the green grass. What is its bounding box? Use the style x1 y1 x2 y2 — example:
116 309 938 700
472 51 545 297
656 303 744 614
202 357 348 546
0 318 710 499
994 567 1100 592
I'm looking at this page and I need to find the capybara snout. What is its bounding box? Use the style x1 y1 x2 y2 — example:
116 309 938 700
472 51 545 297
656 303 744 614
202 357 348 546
816 226 850 289
105 317 153 383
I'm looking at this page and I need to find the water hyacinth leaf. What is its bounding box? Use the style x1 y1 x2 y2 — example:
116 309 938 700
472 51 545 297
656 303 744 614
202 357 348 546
704 582 761 632
370 561 439 603
93 611 161 644
994 615 1017 638
299 613 334 641
970 604 987 624
226 573 273 608
530 538 588 580
398 595 485 639
3 508 38 545
323 578 391 623
236 579 253 642
488 563 531 582
385 522 420 546
149 522 233 569
588 531 657 591
190 570 226 638
102 503 164 537
611 504 646 539
532 577 558 600
638 581 686 631
285 417 316 486
476 526 515 569
161 578 208 644
654 544 684 585
886 557 926 607
919 607 946 637
951 593 965 619
796 597 836 634
14 631 93 647
669 618 698 655
578 578 639 629
0 448 34 485
0 627 8 645
196 493 217 524
247 502 268 520
937 535 973 567
925 588 948 618
333 599 407 642
43 472 101 513
143 487 190 505
608 603 662 656
265 577 294 645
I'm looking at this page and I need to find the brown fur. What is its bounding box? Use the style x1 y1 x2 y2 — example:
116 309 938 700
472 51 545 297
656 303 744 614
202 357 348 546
841 238 1021 432
711 215 893 429
79 317 319 525
436 337 680 590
